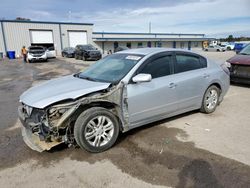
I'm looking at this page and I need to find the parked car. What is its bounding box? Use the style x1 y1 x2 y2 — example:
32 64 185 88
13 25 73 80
75 44 102 61
46 46 56 58
114 46 130 53
204 45 226 52
18 48 229 153
234 43 248 54
226 44 250 84
27 46 47 62
221 42 235 50
62 47 75 58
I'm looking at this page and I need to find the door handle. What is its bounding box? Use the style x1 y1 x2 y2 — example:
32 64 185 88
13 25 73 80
169 83 177 88
203 73 210 78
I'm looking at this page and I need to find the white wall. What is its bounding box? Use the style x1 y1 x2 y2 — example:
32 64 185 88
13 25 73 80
3 22 61 56
60 24 93 49
93 32 205 39
2 21 93 56
94 40 203 54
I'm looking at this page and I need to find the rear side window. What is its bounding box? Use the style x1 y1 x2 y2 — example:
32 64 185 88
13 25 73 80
174 54 206 73
140 56 172 79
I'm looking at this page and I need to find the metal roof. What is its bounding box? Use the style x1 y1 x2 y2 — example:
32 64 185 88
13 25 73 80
116 47 194 55
93 37 214 42
0 20 93 26
93 31 205 36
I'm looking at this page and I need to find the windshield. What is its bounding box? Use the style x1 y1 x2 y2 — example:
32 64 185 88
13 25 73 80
78 53 144 83
68 47 75 52
29 47 44 50
239 44 250 55
82 45 96 50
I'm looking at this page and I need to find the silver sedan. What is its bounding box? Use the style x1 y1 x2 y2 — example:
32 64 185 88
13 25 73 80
204 45 226 52
18 48 230 153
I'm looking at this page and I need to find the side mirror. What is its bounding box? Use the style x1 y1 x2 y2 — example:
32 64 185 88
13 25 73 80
132 73 152 83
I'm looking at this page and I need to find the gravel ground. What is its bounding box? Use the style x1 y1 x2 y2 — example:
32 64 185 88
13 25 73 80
0 51 250 188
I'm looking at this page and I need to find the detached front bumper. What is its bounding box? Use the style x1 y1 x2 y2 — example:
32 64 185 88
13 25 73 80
18 106 62 152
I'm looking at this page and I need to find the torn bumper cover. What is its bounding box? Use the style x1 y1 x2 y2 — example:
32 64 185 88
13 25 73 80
18 106 63 152
21 126 62 152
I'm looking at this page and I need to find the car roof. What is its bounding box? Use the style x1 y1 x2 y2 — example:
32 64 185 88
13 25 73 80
116 47 194 55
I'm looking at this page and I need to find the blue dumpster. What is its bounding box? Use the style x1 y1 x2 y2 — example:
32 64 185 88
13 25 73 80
7 51 15 59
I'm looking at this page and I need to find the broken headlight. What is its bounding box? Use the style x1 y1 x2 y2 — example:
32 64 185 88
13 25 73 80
47 101 77 127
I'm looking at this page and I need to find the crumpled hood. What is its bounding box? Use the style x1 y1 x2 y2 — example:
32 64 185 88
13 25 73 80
20 75 110 109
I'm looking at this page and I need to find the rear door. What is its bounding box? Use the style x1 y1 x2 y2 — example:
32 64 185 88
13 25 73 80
127 52 179 125
171 52 209 109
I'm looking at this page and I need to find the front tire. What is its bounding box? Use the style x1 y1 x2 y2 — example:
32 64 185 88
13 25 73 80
200 85 220 113
74 107 119 153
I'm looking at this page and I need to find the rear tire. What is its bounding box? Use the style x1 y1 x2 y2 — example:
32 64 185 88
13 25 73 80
74 107 119 153
200 85 220 114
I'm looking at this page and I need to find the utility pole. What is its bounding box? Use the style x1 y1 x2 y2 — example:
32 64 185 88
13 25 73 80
149 22 151 33
68 11 72 22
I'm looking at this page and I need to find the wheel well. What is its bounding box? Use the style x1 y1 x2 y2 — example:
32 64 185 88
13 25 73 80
209 83 222 93
70 102 123 131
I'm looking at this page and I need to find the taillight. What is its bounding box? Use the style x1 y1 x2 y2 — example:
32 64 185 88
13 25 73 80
221 62 230 76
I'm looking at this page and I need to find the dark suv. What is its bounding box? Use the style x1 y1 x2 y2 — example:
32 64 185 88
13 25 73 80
75 44 102 61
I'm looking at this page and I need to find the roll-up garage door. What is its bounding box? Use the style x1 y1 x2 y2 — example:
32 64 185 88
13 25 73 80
30 30 54 44
68 31 87 47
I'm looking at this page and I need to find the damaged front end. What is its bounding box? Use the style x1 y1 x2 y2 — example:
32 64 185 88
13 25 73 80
18 83 129 152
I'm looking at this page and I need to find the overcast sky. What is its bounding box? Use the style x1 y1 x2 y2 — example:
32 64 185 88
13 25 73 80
1 0 250 37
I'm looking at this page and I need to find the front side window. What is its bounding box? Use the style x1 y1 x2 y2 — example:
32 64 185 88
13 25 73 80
82 45 95 50
175 54 204 73
78 53 144 83
140 56 172 79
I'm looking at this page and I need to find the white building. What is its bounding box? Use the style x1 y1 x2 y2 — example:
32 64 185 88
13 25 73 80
93 32 212 54
0 20 213 57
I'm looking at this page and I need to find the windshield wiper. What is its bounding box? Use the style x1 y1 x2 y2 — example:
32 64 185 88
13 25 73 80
239 53 249 55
